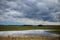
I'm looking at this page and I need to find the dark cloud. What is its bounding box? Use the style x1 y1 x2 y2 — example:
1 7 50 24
0 0 60 22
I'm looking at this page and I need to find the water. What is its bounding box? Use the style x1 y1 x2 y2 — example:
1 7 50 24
0 30 60 37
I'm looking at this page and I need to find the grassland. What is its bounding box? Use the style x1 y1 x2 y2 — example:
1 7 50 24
0 25 60 34
0 25 60 40
0 25 60 30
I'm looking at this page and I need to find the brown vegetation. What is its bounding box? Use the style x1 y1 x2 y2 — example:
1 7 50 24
0 36 60 40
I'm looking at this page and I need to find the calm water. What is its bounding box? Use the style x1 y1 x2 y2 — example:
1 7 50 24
0 30 60 37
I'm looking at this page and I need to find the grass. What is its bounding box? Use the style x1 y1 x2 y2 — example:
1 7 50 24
0 36 60 40
0 25 60 40
0 25 60 30
0 25 60 34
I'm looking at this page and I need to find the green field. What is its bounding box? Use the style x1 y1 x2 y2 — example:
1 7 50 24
0 25 60 34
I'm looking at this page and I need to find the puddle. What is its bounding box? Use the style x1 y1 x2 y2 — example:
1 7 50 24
0 30 60 37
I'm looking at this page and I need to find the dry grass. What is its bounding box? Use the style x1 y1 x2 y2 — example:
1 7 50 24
0 36 60 40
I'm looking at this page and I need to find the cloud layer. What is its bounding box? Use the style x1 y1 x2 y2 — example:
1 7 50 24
0 0 60 25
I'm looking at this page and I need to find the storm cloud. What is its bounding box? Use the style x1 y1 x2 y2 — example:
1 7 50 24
0 0 60 25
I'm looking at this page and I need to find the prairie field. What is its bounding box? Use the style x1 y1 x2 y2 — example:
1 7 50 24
0 25 60 34
0 25 60 40
0 25 60 30
0 36 60 40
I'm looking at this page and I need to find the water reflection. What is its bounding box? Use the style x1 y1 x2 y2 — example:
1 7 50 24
0 30 60 37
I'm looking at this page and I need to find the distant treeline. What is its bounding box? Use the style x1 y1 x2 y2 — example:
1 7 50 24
0 25 60 26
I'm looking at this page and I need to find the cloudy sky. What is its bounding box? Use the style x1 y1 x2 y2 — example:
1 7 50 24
0 0 60 25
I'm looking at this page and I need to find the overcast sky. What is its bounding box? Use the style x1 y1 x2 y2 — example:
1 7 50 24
0 0 60 25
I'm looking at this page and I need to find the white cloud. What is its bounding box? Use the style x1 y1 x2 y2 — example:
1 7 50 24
13 18 60 25
5 10 24 17
0 17 60 25
6 1 18 8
